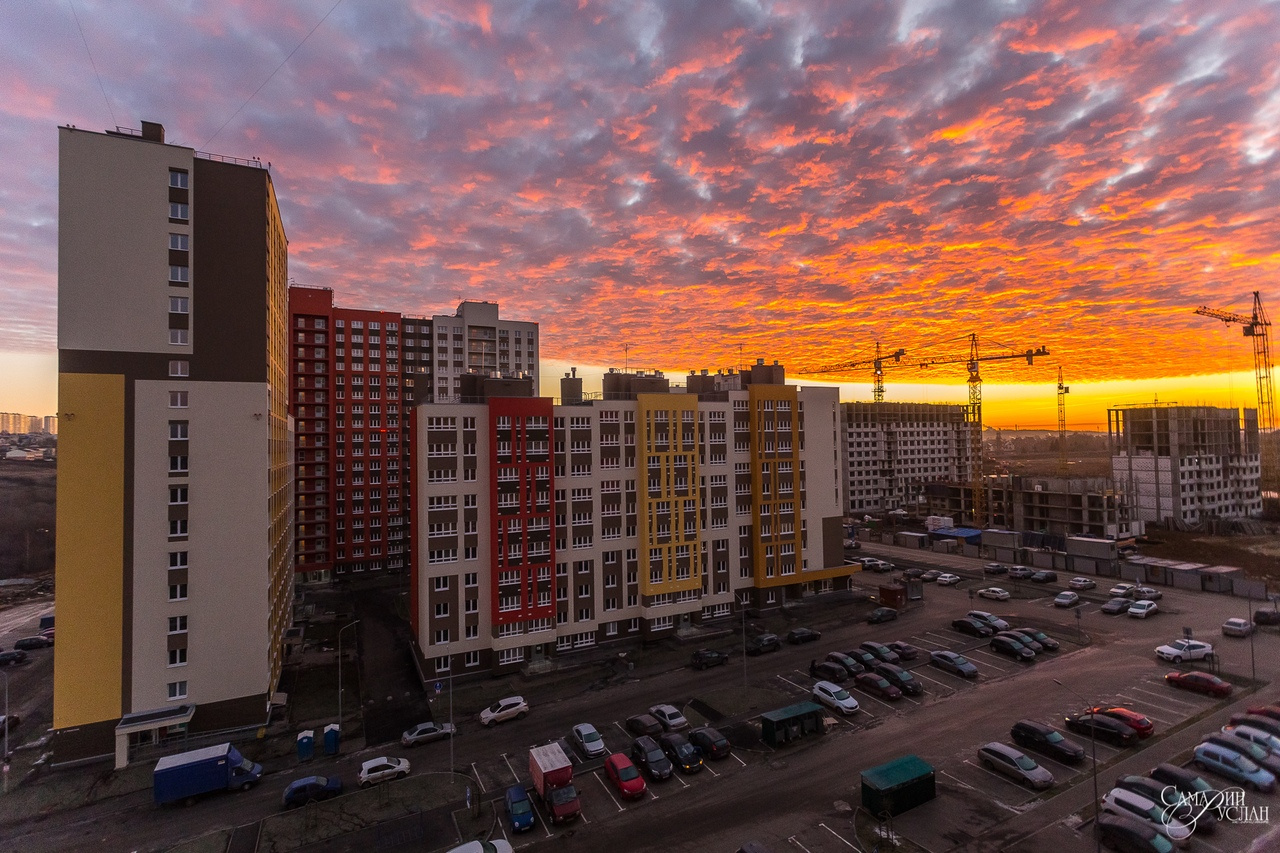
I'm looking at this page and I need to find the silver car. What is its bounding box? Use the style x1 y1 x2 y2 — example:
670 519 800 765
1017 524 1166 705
401 720 457 747
572 723 608 758
812 680 860 715
977 742 1054 790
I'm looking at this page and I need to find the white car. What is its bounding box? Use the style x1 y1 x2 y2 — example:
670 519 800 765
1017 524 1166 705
1053 591 1080 608
649 703 689 731
358 756 410 788
936 573 962 586
1222 618 1256 637
977 587 1010 601
1109 583 1137 598
1068 577 1096 590
812 680 860 715
1134 586 1163 601
1101 787 1192 846
480 696 529 727
1155 639 1214 663
445 842 515 853
571 723 607 758
1128 600 1159 619
401 720 457 747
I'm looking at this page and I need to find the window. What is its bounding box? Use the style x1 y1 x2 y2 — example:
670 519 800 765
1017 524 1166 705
169 391 188 408
464 572 478 587
168 648 187 667
169 455 189 473
433 629 450 644
168 615 188 634
168 518 188 537
169 330 189 346
167 680 188 700
169 233 189 251
169 485 188 504
169 360 190 378
434 602 450 618
169 296 189 313
169 170 188 189
433 576 450 591
168 582 188 601
169 203 189 221
169 265 190 283
169 551 188 568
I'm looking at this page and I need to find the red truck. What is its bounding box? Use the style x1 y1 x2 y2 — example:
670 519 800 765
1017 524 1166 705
529 742 581 824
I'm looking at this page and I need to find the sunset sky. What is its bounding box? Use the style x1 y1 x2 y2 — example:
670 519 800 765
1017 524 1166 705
1 1 1276 429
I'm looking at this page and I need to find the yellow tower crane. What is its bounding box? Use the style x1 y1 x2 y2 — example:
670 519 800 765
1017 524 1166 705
800 343 906 403
1058 368 1070 477
1194 291 1276 494
918 334 1050 527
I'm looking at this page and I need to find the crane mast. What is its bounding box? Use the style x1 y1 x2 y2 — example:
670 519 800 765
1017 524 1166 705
800 343 906 403
1058 368 1070 477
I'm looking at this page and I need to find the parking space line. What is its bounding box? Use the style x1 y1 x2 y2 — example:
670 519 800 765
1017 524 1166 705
910 668 959 689
819 823 859 849
777 674 811 693
673 773 690 789
939 769 977 791
502 753 522 783
1129 685 1200 709
849 688 899 710
961 649 1014 670
732 753 747 767
593 772 625 812
962 761 1036 808
1031 753 1088 775
471 763 487 793
787 837 815 852
703 763 720 777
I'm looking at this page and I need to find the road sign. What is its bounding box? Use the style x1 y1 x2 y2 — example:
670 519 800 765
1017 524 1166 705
434 681 443 694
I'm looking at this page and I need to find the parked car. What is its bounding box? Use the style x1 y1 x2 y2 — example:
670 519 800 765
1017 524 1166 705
786 627 821 645
885 641 921 661
809 660 848 683
402 720 457 747
690 648 729 670
1253 608 1280 626
358 756 410 788
1193 742 1276 793
1112 775 1215 835
1101 597 1132 615
1222 725 1280 757
1245 705 1280 722
977 587 1011 601
745 633 781 655
1110 582 1138 597
648 704 689 731
859 641 900 664
571 723 608 758
874 663 923 697
920 570 942 582
625 714 664 737
445 842 514 853
1222 618 1256 638
990 635 1035 661
1100 787 1193 847
0 650 28 666
1011 627 1059 651
688 726 731 759
902 567 926 580
1011 720 1085 764
1008 566 1035 580
657 732 703 774
936 573 962 586
1134 586 1162 601
866 607 898 624
1128 600 1159 619
967 610 1010 632
853 672 903 700
1155 639 1214 664
1230 714 1280 739
1200 731 1280 776
629 735 674 781
504 784 536 831
825 651 865 676
1148 763 1228 820
977 742 1054 790
1068 577 1096 590
603 753 647 799
1090 707 1154 738
480 696 529 727
951 617 994 638
845 648 881 670
997 631 1042 653
1029 571 1058 584
1094 813 1179 853
282 775 342 808
1064 712 1139 746
812 680 860 715
0 714 20 732
1165 671 1233 697
930 650 978 679
1053 591 1079 608
983 563 1009 575
13 636 53 650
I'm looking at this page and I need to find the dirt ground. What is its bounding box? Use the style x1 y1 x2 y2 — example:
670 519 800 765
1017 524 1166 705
1138 528 1280 585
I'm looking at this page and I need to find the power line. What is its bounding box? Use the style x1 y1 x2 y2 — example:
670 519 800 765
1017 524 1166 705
202 0 346 150
68 0 116 128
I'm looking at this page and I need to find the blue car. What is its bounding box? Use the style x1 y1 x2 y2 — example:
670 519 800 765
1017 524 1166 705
281 775 343 808
504 784 536 832
1194 742 1277 793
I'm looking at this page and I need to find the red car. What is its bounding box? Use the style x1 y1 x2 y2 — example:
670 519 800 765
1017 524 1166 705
1246 705 1280 722
854 672 903 701
1088 706 1154 738
604 753 647 799
1166 671 1233 697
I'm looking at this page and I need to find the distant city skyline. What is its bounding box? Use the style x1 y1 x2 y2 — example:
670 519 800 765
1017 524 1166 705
1 2 1275 427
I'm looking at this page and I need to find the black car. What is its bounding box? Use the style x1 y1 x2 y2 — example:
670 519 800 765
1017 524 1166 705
990 635 1035 661
629 735 674 781
1149 763 1229 820
1254 608 1280 626
13 636 53 651
998 630 1043 653
930 650 978 678
282 775 343 808
1011 627 1060 652
845 648 880 670
625 714 664 737
1095 813 1176 853
1029 571 1058 583
859 641 900 665
886 641 921 661
1010 720 1085 764
873 663 923 696
920 570 942 582
1113 774 1217 834
1101 597 1132 615
951 617 994 638
809 660 848 683
689 726 731 759
902 568 926 580
984 563 1009 575
1064 712 1138 746
0 650 28 666
787 628 821 645
690 649 729 670
867 607 898 625
657 732 703 774
745 634 781 656
825 652 865 677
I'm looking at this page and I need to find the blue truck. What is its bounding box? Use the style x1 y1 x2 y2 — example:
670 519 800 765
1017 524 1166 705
153 743 263 806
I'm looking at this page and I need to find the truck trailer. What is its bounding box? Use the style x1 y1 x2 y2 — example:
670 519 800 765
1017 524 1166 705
153 743 263 806
529 742 580 824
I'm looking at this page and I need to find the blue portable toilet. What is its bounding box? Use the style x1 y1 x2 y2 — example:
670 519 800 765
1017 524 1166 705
323 723 340 756
297 729 315 762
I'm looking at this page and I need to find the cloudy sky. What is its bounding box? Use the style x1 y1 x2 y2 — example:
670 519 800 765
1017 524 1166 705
2 0 1276 427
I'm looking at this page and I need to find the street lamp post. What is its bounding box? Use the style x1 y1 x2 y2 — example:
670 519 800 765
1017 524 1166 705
1055 678 1100 853
740 594 749 687
337 620 360 731
2 670 9 794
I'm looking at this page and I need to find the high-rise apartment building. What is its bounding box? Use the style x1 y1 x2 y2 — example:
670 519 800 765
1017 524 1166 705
412 362 850 677
841 402 974 515
1109 404 1262 524
287 288 538 582
55 121 293 765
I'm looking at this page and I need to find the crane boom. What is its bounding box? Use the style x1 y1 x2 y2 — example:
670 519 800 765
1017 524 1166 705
800 343 906 403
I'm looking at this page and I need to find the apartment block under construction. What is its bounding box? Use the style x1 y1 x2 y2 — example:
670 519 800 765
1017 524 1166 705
1109 404 1262 524
841 402 974 515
